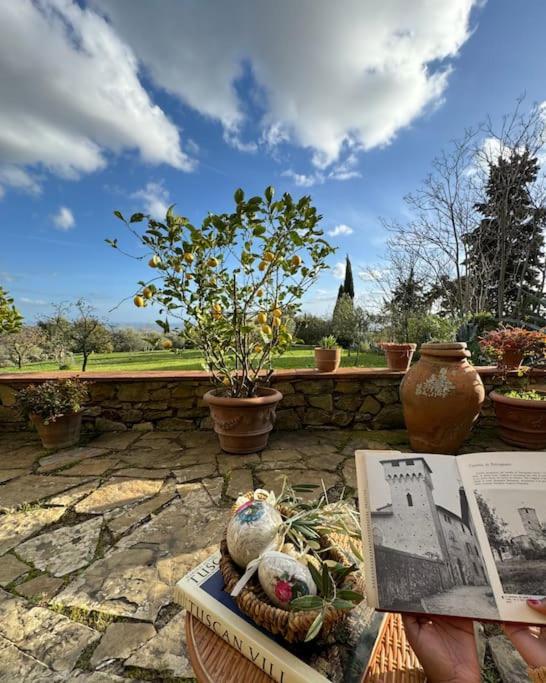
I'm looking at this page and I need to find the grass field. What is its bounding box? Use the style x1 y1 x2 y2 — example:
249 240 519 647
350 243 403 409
0 347 386 373
495 558 546 595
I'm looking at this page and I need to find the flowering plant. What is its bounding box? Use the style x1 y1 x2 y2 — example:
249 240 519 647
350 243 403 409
110 187 334 398
16 378 89 424
479 326 546 360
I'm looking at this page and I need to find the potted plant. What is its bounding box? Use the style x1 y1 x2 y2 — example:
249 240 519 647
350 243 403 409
489 387 546 449
314 335 340 373
16 378 89 449
111 186 334 454
479 326 546 370
380 342 416 372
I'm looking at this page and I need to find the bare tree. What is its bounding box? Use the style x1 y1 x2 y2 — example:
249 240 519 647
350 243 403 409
1 326 46 368
70 299 112 371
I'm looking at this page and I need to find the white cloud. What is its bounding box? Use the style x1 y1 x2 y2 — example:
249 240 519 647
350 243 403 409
52 206 75 231
20 296 48 306
94 0 479 166
328 224 354 237
333 261 346 280
281 170 323 188
0 165 42 197
0 0 193 196
132 181 170 218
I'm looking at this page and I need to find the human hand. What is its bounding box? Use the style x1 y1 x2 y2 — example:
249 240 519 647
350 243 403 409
402 614 480 683
503 598 546 669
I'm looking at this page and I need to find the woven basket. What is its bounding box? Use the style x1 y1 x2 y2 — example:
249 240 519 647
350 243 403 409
219 530 365 644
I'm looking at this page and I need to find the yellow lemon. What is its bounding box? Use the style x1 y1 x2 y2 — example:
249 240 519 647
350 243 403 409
263 251 274 263
207 257 218 267
148 255 161 268
162 339 173 349
213 303 222 312
173 262 182 273
258 261 267 272
257 312 267 324
272 316 281 327
133 295 145 308
253 344 263 353
291 254 301 267
256 288 264 297
183 252 194 264
272 308 282 318
261 324 272 335
142 287 153 299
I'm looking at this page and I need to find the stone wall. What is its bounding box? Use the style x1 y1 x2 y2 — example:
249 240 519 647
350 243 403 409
0 367 543 433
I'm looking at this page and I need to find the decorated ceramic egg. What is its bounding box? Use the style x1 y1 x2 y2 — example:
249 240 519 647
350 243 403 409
258 550 317 609
226 500 283 568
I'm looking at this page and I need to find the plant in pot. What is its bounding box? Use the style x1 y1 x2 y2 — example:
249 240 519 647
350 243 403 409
380 342 416 372
110 186 334 454
314 335 340 373
16 378 89 449
479 326 546 370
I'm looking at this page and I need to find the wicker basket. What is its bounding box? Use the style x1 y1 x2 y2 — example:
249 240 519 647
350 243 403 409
219 531 365 643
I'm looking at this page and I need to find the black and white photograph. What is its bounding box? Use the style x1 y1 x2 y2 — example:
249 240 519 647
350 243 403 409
476 489 546 597
367 453 499 619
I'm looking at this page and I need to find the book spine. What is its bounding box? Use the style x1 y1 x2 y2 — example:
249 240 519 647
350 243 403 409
355 451 379 607
177 583 311 683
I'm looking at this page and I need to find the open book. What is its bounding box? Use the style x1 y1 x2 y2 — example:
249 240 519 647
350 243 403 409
356 449 546 624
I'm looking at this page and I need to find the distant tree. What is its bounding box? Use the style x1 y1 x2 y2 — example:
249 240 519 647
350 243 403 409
110 327 148 353
70 299 113 371
37 303 73 366
475 492 509 562
0 285 23 336
332 294 358 349
387 266 429 342
343 255 355 300
294 315 333 346
1 326 46 368
336 283 344 303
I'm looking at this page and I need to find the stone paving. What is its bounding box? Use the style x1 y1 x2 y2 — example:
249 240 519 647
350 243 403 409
0 427 530 681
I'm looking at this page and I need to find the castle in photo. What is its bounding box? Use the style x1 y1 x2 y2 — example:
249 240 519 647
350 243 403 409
372 457 487 589
510 506 546 554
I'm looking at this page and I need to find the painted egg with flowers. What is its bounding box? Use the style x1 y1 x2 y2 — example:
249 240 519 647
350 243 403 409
226 500 283 568
258 551 316 610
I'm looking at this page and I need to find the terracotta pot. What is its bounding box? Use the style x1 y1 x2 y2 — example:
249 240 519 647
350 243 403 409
381 343 417 372
314 347 341 373
498 349 525 370
400 342 485 454
30 412 82 449
203 387 283 454
490 390 546 449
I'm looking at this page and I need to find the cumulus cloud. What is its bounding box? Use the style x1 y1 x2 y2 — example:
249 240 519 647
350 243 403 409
52 206 75 231
328 224 354 237
132 181 170 218
333 261 346 280
0 0 193 195
281 170 321 188
94 0 479 167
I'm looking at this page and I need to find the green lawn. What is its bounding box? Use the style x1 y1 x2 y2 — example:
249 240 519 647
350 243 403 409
0 347 386 373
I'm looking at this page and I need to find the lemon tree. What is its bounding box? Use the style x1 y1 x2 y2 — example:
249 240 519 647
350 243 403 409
110 186 335 397
0 285 23 336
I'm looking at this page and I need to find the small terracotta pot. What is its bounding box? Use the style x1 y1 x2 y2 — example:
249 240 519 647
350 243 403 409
314 347 341 373
498 349 525 370
381 343 417 372
203 387 283 454
31 412 82 450
400 342 485 454
490 390 546 449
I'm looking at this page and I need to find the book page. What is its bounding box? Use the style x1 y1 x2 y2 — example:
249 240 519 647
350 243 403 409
355 449 501 620
458 451 546 623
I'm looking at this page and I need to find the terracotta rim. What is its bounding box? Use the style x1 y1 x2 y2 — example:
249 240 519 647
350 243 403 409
314 347 340 354
490 390 546 408
203 386 282 407
420 342 470 359
380 343 417 351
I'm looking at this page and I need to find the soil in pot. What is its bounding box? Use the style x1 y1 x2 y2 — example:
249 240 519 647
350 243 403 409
490 390 546 448
203 387 283 454
314 348 341 373
31 412 82 449
381 343 416 372
400 342 485 454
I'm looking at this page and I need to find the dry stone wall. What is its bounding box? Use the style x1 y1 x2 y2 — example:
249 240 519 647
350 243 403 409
0 368 542 433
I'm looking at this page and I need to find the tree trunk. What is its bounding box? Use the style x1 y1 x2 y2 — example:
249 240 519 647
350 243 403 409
81 352 89 372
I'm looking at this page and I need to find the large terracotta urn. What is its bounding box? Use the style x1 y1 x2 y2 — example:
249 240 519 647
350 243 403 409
400 342 485 454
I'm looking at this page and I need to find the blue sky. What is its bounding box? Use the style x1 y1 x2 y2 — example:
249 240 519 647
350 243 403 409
1 0 545 326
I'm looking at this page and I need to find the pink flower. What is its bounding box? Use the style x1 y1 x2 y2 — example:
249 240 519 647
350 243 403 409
275 580 292 603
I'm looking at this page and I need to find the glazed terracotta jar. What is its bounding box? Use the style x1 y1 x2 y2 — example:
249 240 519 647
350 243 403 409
400 342 485 454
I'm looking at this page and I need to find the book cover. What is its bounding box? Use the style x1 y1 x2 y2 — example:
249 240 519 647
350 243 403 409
356 449 546 624
175 551 384 683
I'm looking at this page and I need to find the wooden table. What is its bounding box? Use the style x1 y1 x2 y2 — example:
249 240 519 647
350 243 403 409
185 612 426 683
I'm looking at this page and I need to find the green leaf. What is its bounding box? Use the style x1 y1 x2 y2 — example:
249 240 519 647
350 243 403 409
331 598 354 610
234 188 244 204
289 595 323 611
336 590 364 604
265 185 275 202
130 213 145 223
113 210 124 221
308 563 324 592
304 611 324 642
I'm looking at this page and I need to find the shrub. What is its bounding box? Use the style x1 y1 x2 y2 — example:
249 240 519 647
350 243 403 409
16 378 89 424
318 335 338 349
405 314 459 346
294 315 333 345
479 326 546 361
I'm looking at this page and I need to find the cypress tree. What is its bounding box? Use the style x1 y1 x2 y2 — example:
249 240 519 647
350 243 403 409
343 255 355 299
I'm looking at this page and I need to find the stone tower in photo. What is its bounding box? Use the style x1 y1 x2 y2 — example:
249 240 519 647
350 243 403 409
518 506 544 545
379 458 447 559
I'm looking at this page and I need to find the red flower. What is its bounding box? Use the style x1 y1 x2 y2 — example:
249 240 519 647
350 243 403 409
274 580 293 603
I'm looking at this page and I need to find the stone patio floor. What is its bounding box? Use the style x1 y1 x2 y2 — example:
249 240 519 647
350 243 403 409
0 427 527 682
